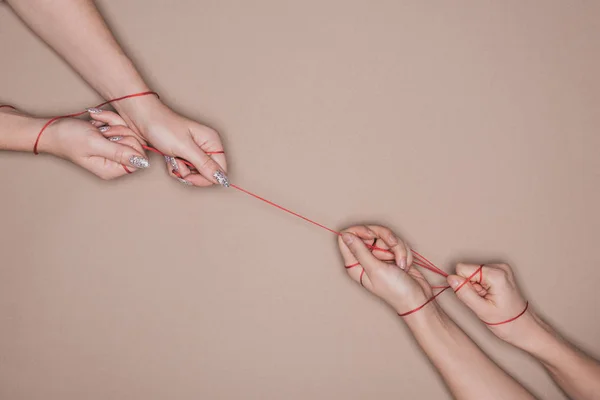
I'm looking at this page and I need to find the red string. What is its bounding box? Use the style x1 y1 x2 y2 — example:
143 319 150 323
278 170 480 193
2 92 223 173
3 92 527 325
32 91 160 154
483 302 529 326
230 175 527 324
399 287 451 317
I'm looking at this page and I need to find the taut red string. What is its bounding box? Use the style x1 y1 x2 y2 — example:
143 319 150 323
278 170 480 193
4 91 223 174
1 91 528 325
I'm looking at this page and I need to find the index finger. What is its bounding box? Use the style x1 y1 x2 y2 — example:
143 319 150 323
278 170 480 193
337 225 376 267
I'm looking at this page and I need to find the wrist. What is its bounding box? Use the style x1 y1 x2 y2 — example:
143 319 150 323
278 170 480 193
35 118 66 157
0 111 45 153
111 92 165 134
400 300 448 330
490 308 548 351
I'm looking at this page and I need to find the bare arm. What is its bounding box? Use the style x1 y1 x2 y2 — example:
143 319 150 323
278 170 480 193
405 303 536 399
0 107 42 152
449 263 600 399
338 226 535 400
509 312 600 399
6 0 228 187
0 106 148 179
6 0 148 100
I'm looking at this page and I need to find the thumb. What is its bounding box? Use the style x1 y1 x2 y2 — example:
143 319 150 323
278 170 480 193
447 274 488 315
94 138 150 170
341 232 379 275
183 146 229 187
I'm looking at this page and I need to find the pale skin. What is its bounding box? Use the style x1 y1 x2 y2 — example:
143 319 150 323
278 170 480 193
0 106 148 179
5 0 227 186
448 264 600 400
338 225 600 400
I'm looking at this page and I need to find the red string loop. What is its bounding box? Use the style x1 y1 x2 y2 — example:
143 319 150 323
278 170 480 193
32 91 160 154
482 302 529 326
24 91 223 176
7 92 528 325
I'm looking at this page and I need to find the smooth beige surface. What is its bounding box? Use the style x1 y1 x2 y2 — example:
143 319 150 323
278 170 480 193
1 1 598 399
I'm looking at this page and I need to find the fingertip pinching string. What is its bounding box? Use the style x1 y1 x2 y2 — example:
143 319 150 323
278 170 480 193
18 91 527 325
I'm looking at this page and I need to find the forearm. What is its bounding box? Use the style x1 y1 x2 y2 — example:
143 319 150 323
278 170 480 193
7 0 149 99
506 312 600 400
0 110 44 152
403 304 536 400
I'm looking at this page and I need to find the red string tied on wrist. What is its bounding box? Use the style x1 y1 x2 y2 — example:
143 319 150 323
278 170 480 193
16 91 528 326
482 302 529 326
33 91 160 155
28 91 224 175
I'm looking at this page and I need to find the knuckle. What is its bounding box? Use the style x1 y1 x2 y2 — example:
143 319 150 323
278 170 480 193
489 268 509 282
200 125 219 137
199 155 217 170
498 263 512 272
113 148 126 163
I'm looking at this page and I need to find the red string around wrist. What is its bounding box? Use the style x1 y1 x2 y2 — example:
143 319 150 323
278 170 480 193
8 92 529 327
32 91 160 155
346 258 527 325
482 302 529 326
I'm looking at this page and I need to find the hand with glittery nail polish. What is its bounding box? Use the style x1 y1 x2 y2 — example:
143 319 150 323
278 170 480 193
113 96 228 187
36 109 150 179
338 225 434 316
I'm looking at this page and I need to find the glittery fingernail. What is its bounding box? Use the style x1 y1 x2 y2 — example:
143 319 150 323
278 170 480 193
129 155 149 169
177 177 192 186
164 156 178 172
213 170 230 187
87 107 102 114
108 136 123 142
99 125 111 133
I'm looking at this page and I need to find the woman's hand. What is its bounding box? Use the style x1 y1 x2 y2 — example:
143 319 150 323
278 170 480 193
39 110 150 180
447 263 533 343
338 225 435 316
113 95 228 187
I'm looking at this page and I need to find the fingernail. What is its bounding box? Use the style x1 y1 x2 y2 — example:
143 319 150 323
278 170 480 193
448 277 460 289
87 107 102 114
108 136 123 142
99 125 111 133
342 232 354 245
177 177 192 186
164 156 178 172
129 156 149 169
213 170 230 187
399 258 407 270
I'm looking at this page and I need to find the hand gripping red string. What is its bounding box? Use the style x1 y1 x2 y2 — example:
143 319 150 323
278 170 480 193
4 91 223 173
231 159 529 324
5 92 223 170
4 92 527 325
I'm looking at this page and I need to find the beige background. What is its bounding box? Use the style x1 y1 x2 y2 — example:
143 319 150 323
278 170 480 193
1 1 599 399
